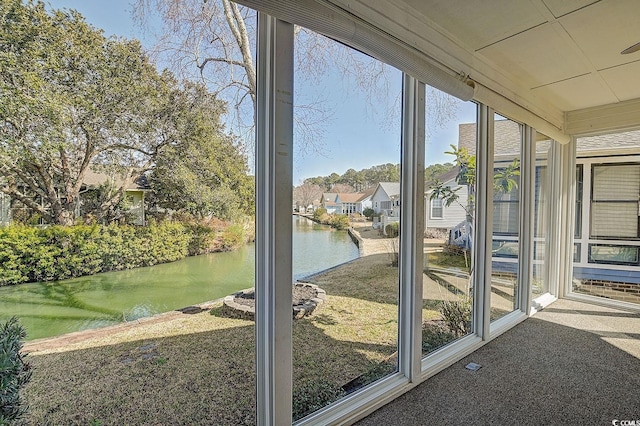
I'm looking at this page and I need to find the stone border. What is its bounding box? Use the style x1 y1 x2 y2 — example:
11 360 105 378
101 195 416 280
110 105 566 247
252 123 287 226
293 282 327 319
221 283 326 321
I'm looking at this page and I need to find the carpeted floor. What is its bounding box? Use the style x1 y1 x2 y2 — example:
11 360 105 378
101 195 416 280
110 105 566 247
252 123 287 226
357 299 640 426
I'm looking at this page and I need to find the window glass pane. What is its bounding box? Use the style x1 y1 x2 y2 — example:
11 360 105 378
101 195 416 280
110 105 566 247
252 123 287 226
422 99 477 356
575 165 583 239
589 244 639 265
292 29 401 420
591 203 638 238
491 115 521 321
592 165 640 200
533 140 552 297
572 130 640 305
493 201 520 234
0 3 259 423
590 164 640 239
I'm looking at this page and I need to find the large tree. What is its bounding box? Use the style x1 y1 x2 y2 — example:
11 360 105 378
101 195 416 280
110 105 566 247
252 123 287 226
134 0 457 153
292 182 323 210
150 82 254 219
0 0 189 225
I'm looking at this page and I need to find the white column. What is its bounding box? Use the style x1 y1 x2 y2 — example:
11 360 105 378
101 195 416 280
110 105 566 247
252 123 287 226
518 125 535 313
474 104 494 339
255 13 294 426
558 138 577 299
399 75 425 381
546 140 563 298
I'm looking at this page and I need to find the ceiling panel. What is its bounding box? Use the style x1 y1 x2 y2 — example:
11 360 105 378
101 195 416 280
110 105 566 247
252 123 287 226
404 0 545 51
342 0 640 118
478 23 589 88
600 61 640 102
559 0 640 70
531 73 618 111
541 0 600 18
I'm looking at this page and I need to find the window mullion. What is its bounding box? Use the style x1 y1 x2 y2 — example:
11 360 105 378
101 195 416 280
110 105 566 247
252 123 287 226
399 74 425 382
255 13 294 426
474 104 494 339
518 125 535 313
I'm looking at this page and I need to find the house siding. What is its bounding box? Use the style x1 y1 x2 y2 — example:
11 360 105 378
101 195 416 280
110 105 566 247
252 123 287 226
425 186 468 229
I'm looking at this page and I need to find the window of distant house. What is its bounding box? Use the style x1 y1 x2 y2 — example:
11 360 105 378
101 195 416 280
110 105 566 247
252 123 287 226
430 198 443 219
381 201 392 210
590 163 640 239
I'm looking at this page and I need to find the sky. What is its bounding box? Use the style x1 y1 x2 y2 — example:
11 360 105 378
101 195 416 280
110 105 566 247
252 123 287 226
47 0 477 183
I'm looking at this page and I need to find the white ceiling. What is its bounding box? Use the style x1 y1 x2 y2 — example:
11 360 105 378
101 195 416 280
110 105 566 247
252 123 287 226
330 0 640 132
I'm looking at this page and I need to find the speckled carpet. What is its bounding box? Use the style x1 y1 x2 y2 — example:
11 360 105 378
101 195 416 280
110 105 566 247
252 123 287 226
357 299 640 426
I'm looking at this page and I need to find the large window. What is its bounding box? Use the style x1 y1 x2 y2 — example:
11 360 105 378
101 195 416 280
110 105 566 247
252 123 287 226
590 163 640 239
292 28 402 421
422 99 477 356
572 130 640 306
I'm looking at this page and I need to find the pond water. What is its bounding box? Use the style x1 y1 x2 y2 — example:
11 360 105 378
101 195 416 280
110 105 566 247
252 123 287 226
0 216 359 340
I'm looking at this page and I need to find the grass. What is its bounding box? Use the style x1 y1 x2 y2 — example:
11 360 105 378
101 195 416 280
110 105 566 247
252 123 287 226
23 253 408 425
426 250 469 270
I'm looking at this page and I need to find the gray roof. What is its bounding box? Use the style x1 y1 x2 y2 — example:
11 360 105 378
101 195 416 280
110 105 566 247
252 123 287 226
459 120 521 156
432 166 460 185
458 121 640 157
576 130 640 154
321 193 338 206
377 182 400 198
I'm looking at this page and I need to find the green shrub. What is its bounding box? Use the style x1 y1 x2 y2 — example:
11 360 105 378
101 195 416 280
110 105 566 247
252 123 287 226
218 223 245 251
0 223 193 285
184 223 216 256
330 214 350 230
362 207 374 219
385 222 399 237
0 317 31 424
312 207 327 221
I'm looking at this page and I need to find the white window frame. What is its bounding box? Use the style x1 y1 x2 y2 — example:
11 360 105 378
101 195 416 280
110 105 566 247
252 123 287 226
430 197 443 219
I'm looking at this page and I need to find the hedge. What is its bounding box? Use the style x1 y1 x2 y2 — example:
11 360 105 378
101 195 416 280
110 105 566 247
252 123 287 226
0 222 237 286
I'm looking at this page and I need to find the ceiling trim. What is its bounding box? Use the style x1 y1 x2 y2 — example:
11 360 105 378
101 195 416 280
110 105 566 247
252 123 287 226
565 98 640 136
